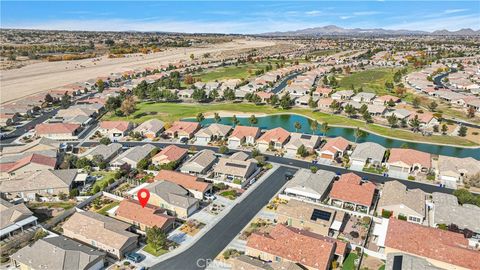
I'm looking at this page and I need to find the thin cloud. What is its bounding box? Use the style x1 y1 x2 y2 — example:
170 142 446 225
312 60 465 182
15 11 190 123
305 10 322 16
385 14 480 31
444 9 468 14
353 11 383 16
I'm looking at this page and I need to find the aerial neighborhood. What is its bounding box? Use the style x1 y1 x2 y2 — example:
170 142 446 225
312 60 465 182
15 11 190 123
1 6 480 270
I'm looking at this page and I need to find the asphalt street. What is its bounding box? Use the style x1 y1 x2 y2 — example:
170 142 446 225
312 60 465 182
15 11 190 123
151 165 297 270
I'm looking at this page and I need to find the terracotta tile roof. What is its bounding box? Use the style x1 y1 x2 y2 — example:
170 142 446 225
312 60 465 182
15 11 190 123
166 121 200 135
230 126 260 139
154 170 210 193
115 199 175 230
99 121 132 132
375 95 400 102
385 218 480 269
35 123 80 135
315 87 333 94
246 224 336 270
256 91 273 99
257 127 290 144
1 154 56 173
153 145 188 163
329 173 376 206
408 112 434 124
318 98 334 106
320 137 350 154
388 148 431 168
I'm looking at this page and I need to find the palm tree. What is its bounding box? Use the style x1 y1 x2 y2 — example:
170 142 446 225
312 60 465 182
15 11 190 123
249 115 258 126
214 112 221 123
294 121 302 132
232 115 240 126
321 122 330 139
196 112 205 123
310 120 318 134
353 127 366 143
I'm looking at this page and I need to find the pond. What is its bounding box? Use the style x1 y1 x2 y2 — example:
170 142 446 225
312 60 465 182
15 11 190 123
186 114 480 159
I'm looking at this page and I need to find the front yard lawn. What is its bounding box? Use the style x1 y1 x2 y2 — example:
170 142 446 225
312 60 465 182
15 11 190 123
219 190 238 200
28 201 76 210
342 253 359 270
142 244 168 257
96 201 120 216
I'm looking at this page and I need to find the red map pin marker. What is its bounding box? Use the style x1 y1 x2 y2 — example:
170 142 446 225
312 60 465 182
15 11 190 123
137 188 150 208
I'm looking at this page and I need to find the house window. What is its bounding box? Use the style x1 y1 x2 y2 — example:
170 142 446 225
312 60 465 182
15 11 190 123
275 256 281 262
408 216 421 223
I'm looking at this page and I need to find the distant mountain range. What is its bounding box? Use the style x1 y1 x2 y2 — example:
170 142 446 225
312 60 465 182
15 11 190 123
260 25 480 36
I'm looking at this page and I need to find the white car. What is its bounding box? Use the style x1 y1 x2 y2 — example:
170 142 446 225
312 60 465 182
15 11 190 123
205 193 216 200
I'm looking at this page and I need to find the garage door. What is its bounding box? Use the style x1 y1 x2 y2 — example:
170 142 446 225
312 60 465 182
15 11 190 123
388 166 409 179
228 140 240 149
350 160 365 171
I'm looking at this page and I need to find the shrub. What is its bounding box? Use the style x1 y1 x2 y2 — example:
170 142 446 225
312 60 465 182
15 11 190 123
408 175 416 180
398 214 407 221
381 209 392 218
310 166 318 173
219 146 229 154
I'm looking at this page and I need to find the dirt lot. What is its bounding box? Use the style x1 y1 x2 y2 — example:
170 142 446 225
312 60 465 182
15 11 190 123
0 39 275 104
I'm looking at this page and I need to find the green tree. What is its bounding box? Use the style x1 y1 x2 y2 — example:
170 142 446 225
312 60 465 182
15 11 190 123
387 114 398 128
467 106 476 118
214 112 221 123
412 97 421 108
196 112 205 122
310 120 318 134
308 97 317 108
362 111 372 123
209 89 219 100
353 127 366 143
321 122 330 138
249 115 258 126
344 104 356 118
279 93 292 109
232 115 240 126
329 100 340 113
359 104 368 114
269 94 279 106
458 126 468 137
133 81 148 99
190 53 195 60
427 101 438 112
60 93 71 108
75 157 91 169
294 121 302 132
99 137 111 145
192 89 207 102
105 96 121 112
146 226 168 252
96 79 105 93
219 145 229 154
69 188 79 198
409 115 421 132
297 145 308 157
441 123 448 135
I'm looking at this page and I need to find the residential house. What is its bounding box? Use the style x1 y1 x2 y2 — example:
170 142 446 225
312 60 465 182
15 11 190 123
81 143 122 162
180 149 217 175
350 142 386 170
317 137 350 161
373 95 401 106
164 121 200 139
431 192 480 234
62 211 138 259
111 144 156 168
436 155 480 189
35 123 81 141
230 255 304 270
377 181 426 224
284 133 321 157
384 109 411 120
408 112 439 128
213 156 257 186
133 119 164 139
98 121 133 142
385 253 445 270
246 224 346 270
352 92 376 103
11 236 105 270
0 113 20 127
115 199 175 232
387 148 431 179
294 94 316 107
256 91 273 103
276 199 346 237
256 127 290 152
194 123 232 145
0 199 38 240
228 126 261 149
0 153 56 179
152 145 188 166
0 169 77 201
367 104 387 116
384 218 479 270
154 170 212 200
331 90 354 100
145 180 199 219
0 137 59 158
282 169 336 203
317 98 335 111
329 173 376 213
313 87 333 98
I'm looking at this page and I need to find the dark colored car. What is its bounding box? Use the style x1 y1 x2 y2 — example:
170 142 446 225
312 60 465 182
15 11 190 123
125 252 143 263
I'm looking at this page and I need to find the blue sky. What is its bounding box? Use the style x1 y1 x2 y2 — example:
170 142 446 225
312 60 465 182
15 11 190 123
1 1 479 33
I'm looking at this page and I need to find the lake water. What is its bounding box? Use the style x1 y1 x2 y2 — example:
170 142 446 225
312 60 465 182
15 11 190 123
186 114 480 160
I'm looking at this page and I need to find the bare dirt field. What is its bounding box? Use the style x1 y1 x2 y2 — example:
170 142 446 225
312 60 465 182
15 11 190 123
0 39 276 104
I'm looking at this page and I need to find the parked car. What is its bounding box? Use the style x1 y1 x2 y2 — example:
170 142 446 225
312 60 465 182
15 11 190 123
125 252 143 263
205 192 216 200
